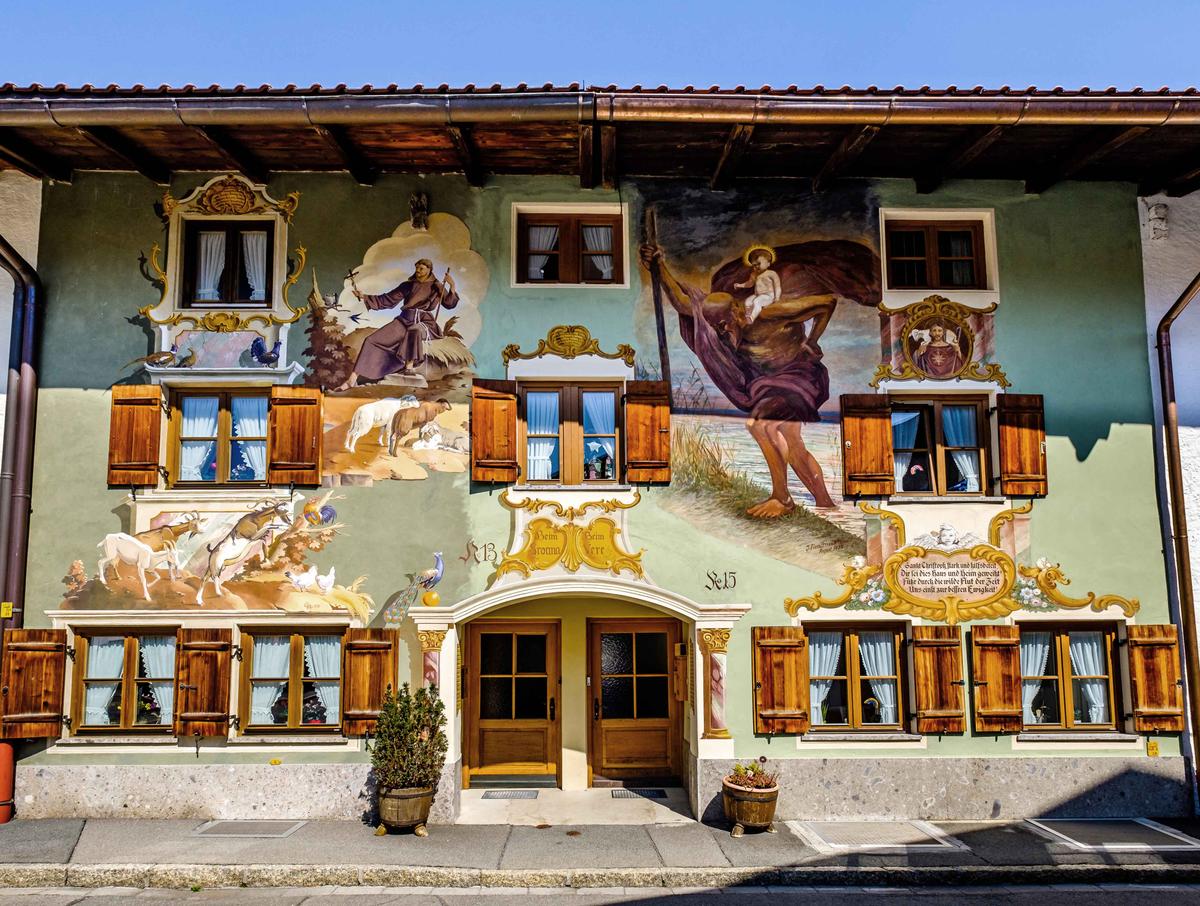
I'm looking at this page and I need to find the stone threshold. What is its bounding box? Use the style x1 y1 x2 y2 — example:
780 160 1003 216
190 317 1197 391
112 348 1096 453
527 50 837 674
3 861 1200 890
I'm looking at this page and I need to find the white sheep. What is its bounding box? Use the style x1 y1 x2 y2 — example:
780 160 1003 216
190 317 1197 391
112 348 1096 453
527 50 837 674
344 396 419 452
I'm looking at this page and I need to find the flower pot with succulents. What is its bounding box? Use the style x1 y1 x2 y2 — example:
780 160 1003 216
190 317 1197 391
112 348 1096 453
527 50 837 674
370 683 448 837
721 758 780 838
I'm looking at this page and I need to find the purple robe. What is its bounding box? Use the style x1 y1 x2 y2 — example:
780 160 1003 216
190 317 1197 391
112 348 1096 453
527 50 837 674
353 277 459 380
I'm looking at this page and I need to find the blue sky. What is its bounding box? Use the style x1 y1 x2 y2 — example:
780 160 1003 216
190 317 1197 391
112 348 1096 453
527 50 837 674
5 1 1199 90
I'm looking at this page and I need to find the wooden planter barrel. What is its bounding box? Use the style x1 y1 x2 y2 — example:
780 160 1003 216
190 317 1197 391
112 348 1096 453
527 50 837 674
721 780 779 838
377 786 435 837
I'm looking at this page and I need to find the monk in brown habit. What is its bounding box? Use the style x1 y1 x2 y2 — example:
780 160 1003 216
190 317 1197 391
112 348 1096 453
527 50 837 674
335 259 459 390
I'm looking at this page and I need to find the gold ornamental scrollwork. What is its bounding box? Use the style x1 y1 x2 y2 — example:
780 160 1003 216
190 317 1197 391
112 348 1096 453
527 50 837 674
161 174 301 224
417 629 447 652
785 559 880 615
871 294 1010 388
501 324 636 368
500 490 640 520
881 544 1017 625
1018 561 1139 617
698 628 731 654
496 492 644 580
987 500 1033 547
859 501 906 546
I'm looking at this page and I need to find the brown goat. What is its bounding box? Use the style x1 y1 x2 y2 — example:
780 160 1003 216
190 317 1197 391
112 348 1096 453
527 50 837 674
388 399 451 456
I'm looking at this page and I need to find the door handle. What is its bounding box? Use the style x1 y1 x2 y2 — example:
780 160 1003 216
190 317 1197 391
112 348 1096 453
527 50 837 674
593 698 600 721
179 683 198 692
549 697 555 721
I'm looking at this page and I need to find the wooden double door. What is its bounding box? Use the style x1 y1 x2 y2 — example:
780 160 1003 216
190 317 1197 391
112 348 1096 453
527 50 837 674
588 618 682 783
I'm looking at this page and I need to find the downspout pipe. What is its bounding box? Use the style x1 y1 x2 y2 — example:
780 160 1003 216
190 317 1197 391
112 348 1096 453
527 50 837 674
0 230 39 825
1157 267 1200 807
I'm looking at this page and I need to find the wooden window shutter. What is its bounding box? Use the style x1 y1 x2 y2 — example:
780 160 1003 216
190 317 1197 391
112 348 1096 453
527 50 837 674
341 627 398 735
840 394 894 496
0 629 67 738
174 628 232 737
752 626 810 735
470 380 518 483
1127 624 1185 732
108 384 162 487
997 394 1047 496
911 626 965 734
625 380 671 484
267 386 323 486
970 625 1022 733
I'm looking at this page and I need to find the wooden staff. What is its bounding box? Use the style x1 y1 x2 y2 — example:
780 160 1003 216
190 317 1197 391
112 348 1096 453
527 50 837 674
644 206 674 407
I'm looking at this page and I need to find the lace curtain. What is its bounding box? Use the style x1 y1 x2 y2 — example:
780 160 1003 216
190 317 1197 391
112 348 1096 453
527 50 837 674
526 225 559 280
526 391 559 481
84 636 125 725
250 636 292 725
941 405 981 492
808 631 843 725
241 231 268 301
196 231 226 300
890 410 920 487
304 635 341 724
581 226 614 280
1068 632 1110 724
179 396 220 482
1020 631 1053 724
857 631 898 724
232 396 268 481
139 635 176 726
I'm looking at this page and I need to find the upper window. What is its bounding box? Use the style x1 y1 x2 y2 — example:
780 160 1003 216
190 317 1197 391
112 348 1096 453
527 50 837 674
516 212 623 285
242 631 342 732
1019 625 1117 731
808 625 904 730
520 383 620 485
181 219 275 308
74 633 176 733
885 220 985 291
891 397 987 496
170 390 268 486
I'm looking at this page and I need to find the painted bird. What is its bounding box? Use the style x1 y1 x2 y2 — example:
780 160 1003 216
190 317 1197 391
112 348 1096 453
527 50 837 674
124 343 178 370
172 347 197 368
250 336 282 366
382 552 444 626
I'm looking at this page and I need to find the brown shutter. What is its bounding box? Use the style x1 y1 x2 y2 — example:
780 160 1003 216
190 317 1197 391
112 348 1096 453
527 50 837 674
0 629 66 738
840 394 894 496
341 628 398 735
624 380 671 484
997 394 1047 496
174 628 232 737
267 386 323 486
911 626 965 734
970 625 1022 733
1127 624 1185 732
108 385 162 487
752 626 810 735
470 380 518 483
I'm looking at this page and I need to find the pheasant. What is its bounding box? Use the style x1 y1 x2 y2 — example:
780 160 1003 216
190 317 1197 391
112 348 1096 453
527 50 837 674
123 343 178 370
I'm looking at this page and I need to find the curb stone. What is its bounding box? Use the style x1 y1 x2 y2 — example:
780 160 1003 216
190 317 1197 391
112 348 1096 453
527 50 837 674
359 867 481 887
0 865 67 888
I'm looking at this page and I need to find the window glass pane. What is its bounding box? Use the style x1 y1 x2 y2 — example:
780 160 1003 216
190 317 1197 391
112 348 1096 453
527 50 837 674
250 635 292 726
180 395 220 483
250 681 289 725
1068 631 1111 724
582 392 616 434
582 256 615 282
134 682 164 726
231 397 267 436
137 635 175 728
809 631 845 726
892 260 927 287
1025 678 1060 725
516 634 546 675
302 636 341 678
527 438 560 481
945 451 981 493
526 391 560 481
302 681 339 725
301 632 342 725
581 225 613 252
890 230 926 258
941 406 977 446
480 634 513 675
937 230 974 258
635 633 669 675
182 397 220 436
813 679 849 725
526 224 560 281
601 676 634 719
636 676 669 718
480 677 512 719
939 260 976 287
583 437 615 480
601 633 633 674
859 678 899 724
230 441 267 482
857 631 896 675
86 637 125 679
1021 630 1057 726
195 230 227 301
239 230 268 301
514 677 547 719
897 451 932 492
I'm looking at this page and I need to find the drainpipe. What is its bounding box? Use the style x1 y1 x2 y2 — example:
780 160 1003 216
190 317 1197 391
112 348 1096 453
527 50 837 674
0 230 40 824
1157 267 1200 808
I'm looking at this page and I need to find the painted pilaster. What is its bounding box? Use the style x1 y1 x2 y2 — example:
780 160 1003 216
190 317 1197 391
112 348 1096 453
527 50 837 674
698 627 732 739
418 628 447 688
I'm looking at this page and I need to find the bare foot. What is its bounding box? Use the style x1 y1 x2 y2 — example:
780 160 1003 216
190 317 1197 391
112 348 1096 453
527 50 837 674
746 497 797 518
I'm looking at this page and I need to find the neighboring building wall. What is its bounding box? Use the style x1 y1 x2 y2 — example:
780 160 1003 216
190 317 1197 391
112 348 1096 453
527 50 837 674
0 171 41 440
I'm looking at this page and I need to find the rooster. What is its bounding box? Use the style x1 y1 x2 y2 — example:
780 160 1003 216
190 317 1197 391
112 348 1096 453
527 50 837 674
250 337 282 366
382 552 444 625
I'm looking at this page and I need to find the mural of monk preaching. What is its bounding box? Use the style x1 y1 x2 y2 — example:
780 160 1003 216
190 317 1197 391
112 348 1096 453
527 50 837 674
335 258 459 390
640 238 880 518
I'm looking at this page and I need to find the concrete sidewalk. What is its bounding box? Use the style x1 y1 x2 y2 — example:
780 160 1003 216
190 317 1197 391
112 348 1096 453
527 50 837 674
3 818 1200 890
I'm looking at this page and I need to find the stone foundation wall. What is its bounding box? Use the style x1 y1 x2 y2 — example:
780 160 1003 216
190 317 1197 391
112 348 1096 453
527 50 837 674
696 757 1191 823
16 760 462 823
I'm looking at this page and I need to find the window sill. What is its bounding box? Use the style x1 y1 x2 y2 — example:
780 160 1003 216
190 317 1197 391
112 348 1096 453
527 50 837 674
886 496 1008 505
231 735 350 745
801 732 923 743
60 735 178 746
1016 732 1140 743
512 484 633 493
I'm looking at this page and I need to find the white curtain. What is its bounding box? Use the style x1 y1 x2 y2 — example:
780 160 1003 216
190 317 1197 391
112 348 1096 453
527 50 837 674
942 405 981 492
1020 631 1053 724
583 392 616 477
304 635 341 725
180 396 220 482
526 391 559 481
139 635 176 726
241 231 268 301
858 631 899 724
527 225 559 280
1069 632 1110 724
197 231 226 301
582 225 614 280
808 631 843 725
890 410 920 487
232 396 268 481
250 635 292 725
84 636 125 726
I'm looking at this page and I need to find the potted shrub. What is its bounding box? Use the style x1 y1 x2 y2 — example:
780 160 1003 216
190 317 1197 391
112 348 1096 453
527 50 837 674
721 757 779 837
371 683 448 837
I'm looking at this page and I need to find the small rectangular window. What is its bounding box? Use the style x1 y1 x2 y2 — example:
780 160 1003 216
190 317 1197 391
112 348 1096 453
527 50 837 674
891 397 987 496
516 213 623 285
76 633 176 733
243 631 342 731
885 220 985 291
171 390 269 487
518 383 621 485
808 626 904 730
1019 625 1117 730
181 219 274 308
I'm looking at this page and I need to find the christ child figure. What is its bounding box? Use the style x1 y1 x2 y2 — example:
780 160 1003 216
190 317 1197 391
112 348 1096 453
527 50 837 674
735 246 782 326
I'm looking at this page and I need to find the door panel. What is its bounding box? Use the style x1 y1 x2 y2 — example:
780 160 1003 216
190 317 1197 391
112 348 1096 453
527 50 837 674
466 621 560 783
589 619 681 781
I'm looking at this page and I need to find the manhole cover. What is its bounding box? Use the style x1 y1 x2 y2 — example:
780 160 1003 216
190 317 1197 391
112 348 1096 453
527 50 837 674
612 788 667 799
193 820 305 838
482 789 538 800
792 821 966 852
1027 818 1200 851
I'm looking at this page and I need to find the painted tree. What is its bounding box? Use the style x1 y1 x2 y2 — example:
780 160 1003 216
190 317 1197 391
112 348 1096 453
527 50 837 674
301 269 353 389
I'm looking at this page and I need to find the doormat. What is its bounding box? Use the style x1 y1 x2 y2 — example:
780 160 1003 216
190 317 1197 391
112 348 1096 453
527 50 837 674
192 820 305 838
790 820 968 853
1026 818 1200 851
482 790 539 800
611 788 668 799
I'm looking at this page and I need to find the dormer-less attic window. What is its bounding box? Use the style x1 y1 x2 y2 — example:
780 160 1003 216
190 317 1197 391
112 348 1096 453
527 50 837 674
181 219 275 308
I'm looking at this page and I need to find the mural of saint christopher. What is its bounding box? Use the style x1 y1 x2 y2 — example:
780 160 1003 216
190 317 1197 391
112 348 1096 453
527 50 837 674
335 258 459 390
640 239 880 517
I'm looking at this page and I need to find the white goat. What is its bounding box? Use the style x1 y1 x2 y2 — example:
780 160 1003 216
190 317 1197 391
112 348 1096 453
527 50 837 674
195 530 282 606
97 533 182 602
344 396 418 452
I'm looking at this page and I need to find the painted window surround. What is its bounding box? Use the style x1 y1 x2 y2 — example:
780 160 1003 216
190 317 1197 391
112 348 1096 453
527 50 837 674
878 208 1000 311
509 202 631 289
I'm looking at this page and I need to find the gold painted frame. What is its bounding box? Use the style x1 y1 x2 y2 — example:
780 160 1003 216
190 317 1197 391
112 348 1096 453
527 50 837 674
870 294 1010 388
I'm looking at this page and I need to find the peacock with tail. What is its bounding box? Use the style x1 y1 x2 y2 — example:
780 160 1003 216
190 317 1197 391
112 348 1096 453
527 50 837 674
383 552 444 626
